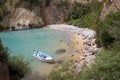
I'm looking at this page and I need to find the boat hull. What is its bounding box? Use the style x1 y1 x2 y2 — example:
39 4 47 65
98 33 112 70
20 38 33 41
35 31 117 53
33 51 54 63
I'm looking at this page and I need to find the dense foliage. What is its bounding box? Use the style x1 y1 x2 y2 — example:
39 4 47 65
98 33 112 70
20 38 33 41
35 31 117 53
8 56 30 80
49 50 120 80
49 1 120 80
0 39 8 62
9 0 50 9
66 0 102 29
96 11 120 49
79 50 120 80
0 0 120 80
0 39 30 80
49 61 78 80
0 1 10 31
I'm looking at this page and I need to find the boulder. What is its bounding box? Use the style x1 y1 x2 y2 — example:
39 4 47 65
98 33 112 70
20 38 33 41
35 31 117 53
55 49 66 54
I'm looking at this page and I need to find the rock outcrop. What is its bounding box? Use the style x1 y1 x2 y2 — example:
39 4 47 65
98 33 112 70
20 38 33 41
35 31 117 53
42 0 69 24
9 8 45 30
69 0 120 19
4 0 69 30
100 0 120 19
2 0 120 30
55 48 66 54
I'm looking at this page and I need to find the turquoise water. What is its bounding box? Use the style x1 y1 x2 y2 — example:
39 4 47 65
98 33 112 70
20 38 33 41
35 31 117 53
0 28 70 75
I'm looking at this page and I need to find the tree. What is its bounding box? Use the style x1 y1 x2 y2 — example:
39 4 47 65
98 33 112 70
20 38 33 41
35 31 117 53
97 11 120 49
8 56 30 80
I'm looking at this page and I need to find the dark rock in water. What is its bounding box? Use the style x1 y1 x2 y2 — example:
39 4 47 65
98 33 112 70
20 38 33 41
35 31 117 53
55 49 66 54
56 60 64 64
59 40 63 42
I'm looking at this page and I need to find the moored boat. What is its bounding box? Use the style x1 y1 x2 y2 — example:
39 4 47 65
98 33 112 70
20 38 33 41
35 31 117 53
33 50 54 63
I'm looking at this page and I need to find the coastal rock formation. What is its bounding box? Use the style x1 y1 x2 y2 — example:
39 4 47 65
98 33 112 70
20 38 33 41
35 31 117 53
42 0 69 24
9 8 45 30
100 0 120 19
70 0 120 19
3 0 69 30
1 0 120 30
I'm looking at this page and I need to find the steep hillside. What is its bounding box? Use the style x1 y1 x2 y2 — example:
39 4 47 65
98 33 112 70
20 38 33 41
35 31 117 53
1 0 70 30
0 0 120 30
100 0 120 18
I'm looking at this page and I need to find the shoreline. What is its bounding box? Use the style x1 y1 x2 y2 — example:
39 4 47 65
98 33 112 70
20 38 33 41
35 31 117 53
47 24 99 72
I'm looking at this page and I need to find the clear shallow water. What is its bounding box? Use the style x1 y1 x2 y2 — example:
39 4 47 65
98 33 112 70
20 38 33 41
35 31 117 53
0 28 70 75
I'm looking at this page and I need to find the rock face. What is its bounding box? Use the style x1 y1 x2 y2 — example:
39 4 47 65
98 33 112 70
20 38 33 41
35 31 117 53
69 0 120 19
100 0 120 19
7 0 69 30
9 8 45 30
2 0 120 30
42 0 69 24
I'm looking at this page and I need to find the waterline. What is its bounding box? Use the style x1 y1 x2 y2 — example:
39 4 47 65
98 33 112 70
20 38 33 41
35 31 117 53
0 28 70 76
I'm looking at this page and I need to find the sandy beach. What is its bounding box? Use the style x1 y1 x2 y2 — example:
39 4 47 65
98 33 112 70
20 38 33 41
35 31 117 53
47 24 98 69
46 25 83 61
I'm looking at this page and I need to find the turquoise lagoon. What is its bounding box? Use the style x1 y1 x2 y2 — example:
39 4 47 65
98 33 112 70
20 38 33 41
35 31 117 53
0 28 70 75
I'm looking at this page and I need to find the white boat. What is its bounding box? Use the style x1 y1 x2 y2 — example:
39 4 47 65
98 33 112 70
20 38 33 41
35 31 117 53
33 50 54 63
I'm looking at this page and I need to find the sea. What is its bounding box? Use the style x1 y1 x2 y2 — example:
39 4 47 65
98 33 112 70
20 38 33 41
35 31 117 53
0 28 70 79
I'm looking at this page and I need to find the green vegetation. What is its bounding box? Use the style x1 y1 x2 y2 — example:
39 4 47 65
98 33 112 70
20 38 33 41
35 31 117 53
96 11 120 49
0 39 8 62
49 1 120 80
8 56 30 80
78 50 120 80
49 50 120 80
9 0 50 9
0 0 7 5
66 0 102 29
0 0 120 80
49 61 78 80
0 0 10 31
0 39 30 80
55 0 69 8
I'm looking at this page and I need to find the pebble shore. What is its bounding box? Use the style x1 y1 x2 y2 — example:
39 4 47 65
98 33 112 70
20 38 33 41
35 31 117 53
47 24 99 73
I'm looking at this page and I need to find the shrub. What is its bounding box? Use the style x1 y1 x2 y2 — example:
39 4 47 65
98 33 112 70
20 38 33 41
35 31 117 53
65 0 102 21
66 0 102 29
0 39 8 62
49 61 77 80
0 39 30 80
78 50 120 80
96 11 120 49
8 56 30 80
67 11 99 29
0 23 7 31
55 0 69 8
0 0 7 5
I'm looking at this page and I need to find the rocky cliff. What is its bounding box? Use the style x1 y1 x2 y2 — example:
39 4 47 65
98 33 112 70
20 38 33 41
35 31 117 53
73 0 120 18
100 0 120 19
9 8 44 30
4 0 69 30
1 0 120 30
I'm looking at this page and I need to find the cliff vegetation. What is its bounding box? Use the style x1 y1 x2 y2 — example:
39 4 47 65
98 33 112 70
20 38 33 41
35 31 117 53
0 0 120 80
